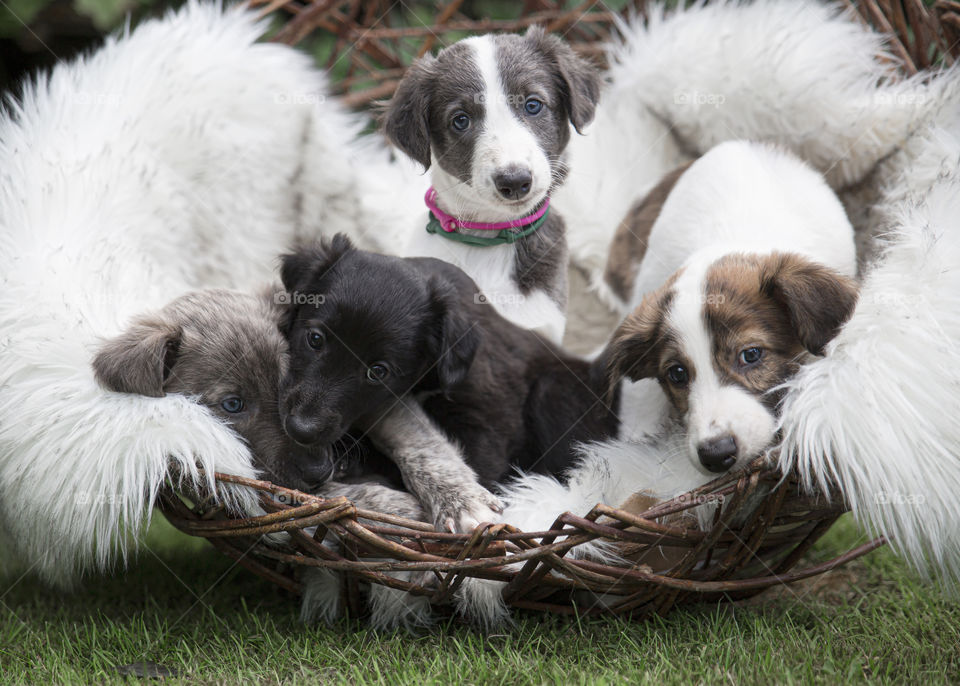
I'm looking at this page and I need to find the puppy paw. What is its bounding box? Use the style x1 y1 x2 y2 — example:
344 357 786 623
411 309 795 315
432 487 504 533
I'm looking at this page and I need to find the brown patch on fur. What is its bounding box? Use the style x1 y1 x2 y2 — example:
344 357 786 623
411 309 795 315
604 161 694 302
758 253 859 355
603 269 685 402
604 252 858 418
702 252 859 408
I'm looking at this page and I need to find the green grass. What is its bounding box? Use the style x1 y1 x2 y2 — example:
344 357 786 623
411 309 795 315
1 515 958 684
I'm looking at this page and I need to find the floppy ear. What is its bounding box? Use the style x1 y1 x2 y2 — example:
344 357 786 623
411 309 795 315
526 25 600 133
427 281 480 392
760 253 859 356
280 233 355 294
92 316 182 397
604 290 670 396
383 55 436 169
278 234 355 332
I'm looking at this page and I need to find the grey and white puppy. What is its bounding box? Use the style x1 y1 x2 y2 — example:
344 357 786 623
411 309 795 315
384 26 600 344
91 288 426 518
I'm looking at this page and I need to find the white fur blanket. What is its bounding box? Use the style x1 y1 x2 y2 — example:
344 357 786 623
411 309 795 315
0 1 420 584
1 0 958 591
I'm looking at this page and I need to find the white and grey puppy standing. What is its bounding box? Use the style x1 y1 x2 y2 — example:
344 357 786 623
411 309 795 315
383 27 600 344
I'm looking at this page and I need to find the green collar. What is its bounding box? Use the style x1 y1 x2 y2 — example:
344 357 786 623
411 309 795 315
425 207 550 247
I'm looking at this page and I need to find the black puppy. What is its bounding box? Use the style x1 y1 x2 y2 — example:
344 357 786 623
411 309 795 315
278 235 619 506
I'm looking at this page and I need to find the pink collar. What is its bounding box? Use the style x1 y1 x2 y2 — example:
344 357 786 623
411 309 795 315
424 187 550 233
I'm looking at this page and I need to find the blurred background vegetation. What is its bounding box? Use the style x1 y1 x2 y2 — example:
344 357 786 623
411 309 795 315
0 0 635 95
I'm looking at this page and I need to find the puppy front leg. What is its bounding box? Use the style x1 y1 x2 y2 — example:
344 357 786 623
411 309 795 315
368 402 504 533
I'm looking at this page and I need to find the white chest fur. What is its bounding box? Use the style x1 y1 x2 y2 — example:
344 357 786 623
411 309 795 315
403 214 566 343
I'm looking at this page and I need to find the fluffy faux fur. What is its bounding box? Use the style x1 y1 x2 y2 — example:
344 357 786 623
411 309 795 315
777 99 960 583
553 0 951 306
6 0 960 614
464 57 960 627
0 1 418 585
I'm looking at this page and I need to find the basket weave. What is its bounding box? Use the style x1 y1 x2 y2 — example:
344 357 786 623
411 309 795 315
159 458 884 619
156 0 950 619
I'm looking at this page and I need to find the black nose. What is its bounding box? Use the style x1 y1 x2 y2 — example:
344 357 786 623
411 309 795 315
493 167 532 200
697 435 738 473
290 450 335 490
284 415 321 446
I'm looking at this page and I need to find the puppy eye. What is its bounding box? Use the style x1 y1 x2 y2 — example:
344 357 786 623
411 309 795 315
524 97 543 115
451 113 471 132
666 364 689 386
220 396 244 413
739 347 763 366
366 363 390 383
306 328 325 350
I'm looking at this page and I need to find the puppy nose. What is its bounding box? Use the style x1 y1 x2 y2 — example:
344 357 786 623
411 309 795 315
697 435 738 473
290 450 335 489
493 166 532 200
284 415 321 445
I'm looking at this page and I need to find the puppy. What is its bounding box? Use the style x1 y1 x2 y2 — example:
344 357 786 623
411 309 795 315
92 287 449 630
91 288 426 517
605 140 859 479
277 235 618 525
384 26 600 344
457 141 861 628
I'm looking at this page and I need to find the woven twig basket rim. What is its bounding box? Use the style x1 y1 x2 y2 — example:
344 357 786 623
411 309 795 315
159 459 886 618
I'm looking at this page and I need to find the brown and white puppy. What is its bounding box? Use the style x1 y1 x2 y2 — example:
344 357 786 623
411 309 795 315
91 288 424 519
603 141 859 477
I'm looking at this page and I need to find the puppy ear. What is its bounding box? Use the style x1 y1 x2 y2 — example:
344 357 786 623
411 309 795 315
760 253 859 355
92 316 182 397
604 290 670 393
280 234 355 293
279 235 354 333
526 25 600 133
428 281 480 392
383 55 436 169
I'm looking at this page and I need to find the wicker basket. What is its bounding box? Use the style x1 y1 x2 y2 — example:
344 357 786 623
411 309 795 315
157 0 954 620
158 458 884 619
